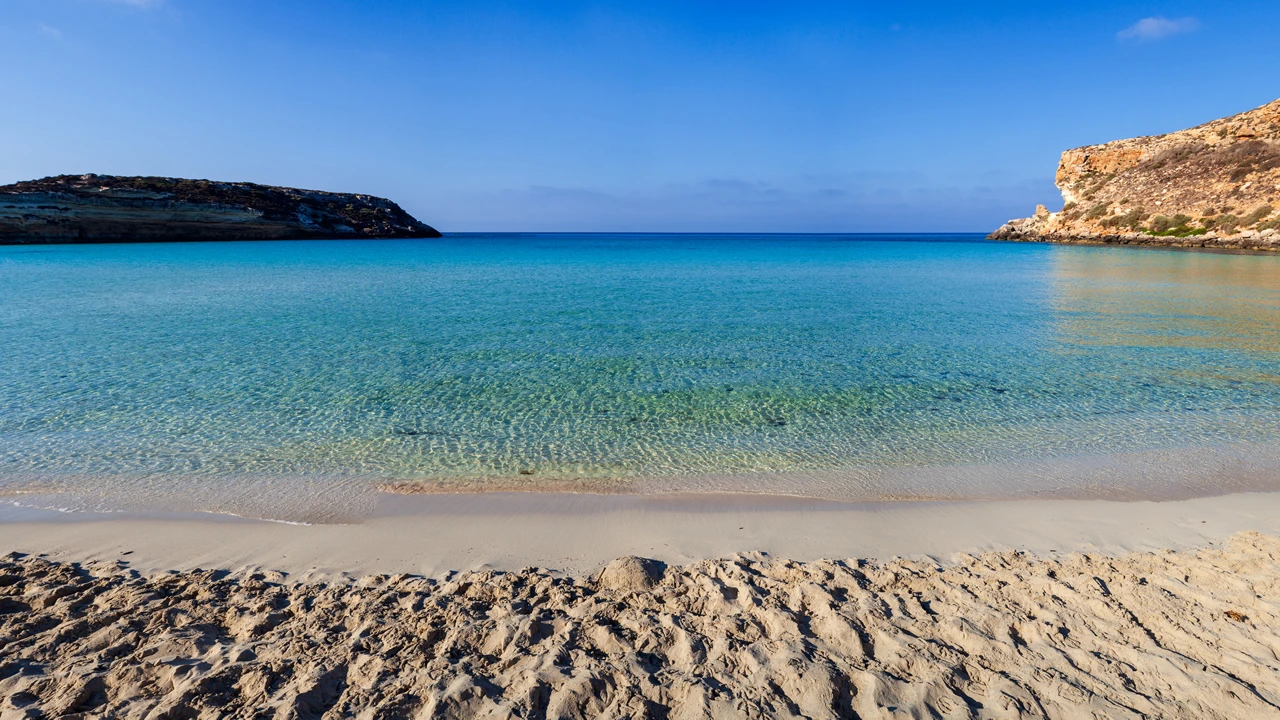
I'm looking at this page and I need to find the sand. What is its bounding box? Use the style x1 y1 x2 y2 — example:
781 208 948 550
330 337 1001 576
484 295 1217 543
3 491 1280 579
2 531 1280 718
2 492 1280 718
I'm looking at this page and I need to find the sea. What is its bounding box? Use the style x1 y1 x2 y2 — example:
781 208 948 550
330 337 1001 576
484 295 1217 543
2 233 1279 522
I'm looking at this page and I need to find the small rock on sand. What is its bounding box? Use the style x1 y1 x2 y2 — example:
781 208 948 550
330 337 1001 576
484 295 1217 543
598 555 666 592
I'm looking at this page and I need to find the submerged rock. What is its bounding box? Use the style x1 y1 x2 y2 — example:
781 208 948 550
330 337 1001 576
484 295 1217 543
0 174 441 244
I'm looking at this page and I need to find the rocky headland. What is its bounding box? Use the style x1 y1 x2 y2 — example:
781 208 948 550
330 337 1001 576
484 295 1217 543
990 98 1280 251
0 175 440 244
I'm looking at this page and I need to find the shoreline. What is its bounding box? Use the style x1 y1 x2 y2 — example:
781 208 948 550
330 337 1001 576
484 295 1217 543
4 499 1280 718
989 231 1280 253
4 489 1280 579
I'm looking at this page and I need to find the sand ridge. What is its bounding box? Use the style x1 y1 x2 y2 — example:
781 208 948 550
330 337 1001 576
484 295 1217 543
2 533 1279 718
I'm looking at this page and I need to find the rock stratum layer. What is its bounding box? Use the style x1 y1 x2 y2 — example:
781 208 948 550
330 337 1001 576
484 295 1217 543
0 175 440 244
3 533 1280 718
991 99 1280 251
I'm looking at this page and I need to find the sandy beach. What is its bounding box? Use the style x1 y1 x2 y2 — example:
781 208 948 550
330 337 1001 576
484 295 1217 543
4 490 1280 578
2 492 1280 718
8 0 1280 714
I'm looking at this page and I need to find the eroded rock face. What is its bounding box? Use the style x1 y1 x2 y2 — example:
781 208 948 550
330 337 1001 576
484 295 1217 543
991 99 1280 251
0 174 441 244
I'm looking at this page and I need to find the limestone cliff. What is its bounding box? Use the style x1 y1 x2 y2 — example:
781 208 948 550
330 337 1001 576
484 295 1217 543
990 99 1280 251
0 175 441 244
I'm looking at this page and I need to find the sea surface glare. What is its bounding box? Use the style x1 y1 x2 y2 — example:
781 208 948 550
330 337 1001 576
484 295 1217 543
2 234 1279 522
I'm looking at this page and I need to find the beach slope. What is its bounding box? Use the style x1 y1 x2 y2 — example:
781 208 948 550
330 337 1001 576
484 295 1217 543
3 532 1279 719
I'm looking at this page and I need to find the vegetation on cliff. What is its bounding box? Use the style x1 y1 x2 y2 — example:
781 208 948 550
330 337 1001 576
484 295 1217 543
991 98 1280 250
0 174 441 244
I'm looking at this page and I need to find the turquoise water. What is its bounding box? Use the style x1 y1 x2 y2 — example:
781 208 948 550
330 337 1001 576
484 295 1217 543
2 234 1280 521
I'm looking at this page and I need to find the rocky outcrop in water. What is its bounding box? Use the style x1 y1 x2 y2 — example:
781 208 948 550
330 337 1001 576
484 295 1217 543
0 175 441 244
990 99 1280 251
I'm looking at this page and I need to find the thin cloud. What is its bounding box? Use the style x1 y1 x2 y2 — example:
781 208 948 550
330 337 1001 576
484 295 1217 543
1118 16 1199 41
426 174 1051 233
38 23 63 39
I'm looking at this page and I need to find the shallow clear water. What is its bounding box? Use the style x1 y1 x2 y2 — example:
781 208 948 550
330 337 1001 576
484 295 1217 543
2 234 1280 521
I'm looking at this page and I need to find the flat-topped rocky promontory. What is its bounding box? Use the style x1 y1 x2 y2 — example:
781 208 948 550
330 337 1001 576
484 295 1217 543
0 174 441 244
991 98 1280 251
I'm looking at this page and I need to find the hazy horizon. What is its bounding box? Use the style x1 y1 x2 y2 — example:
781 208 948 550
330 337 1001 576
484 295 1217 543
3 0 1277 233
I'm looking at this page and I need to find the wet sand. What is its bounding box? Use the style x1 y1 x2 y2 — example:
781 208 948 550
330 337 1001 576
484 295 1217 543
2 490 1279 579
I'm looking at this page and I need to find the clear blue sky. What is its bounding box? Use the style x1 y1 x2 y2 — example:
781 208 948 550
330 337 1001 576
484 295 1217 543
2 1 1277 232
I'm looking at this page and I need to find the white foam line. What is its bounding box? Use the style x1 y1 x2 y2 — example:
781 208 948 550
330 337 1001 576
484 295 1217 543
195 510 314 526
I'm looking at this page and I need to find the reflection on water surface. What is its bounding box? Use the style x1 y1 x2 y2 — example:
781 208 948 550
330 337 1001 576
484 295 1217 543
1051 247 1280 353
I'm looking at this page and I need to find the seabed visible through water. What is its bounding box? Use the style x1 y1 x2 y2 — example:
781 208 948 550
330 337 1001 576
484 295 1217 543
2 233 1280 521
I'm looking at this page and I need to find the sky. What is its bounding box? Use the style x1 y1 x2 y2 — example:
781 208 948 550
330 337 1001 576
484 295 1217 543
1 1 1278 233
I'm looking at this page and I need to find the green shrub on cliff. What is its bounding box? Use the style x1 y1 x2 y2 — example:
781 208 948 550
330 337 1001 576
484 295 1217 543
1145 144 1202 171
1148 215 1191 233
1242 205 1274 227
1101 208 1149 230
1142 214 1204 237
1144 226 1207 237
1255 207 1280 231
1204 214 1240 233
1085 203 1110 221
